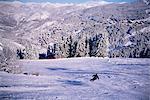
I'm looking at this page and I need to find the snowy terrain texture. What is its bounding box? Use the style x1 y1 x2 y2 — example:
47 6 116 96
0 0 150 99
0 58 150 100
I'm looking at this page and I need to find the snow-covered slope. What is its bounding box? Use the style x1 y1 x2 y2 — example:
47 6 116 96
0 58 150 99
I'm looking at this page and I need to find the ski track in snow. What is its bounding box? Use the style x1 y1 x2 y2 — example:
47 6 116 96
0 57 150 100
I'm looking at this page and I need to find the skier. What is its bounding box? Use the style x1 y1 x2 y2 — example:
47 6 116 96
90 73 99 81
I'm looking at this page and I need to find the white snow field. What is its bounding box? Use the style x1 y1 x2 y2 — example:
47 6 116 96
0 57 150 100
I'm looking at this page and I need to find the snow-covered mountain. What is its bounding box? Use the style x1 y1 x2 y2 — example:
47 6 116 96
0 0 149 59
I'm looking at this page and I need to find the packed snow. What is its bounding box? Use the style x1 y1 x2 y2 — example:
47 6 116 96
0 43 3 51
0 57 150 100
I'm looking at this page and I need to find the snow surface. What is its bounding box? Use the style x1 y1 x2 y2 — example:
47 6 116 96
124 41 134 46
0 57 150 100
0 43 3 51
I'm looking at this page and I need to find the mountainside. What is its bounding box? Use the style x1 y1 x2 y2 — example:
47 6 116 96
0 0 150 59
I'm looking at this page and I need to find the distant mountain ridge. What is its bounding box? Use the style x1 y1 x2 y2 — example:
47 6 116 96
0 0 150 59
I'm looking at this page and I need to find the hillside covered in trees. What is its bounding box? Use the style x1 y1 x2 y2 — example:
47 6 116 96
0 0 150 59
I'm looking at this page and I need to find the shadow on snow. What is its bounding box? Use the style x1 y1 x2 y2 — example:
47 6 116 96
57 80 86 86
47 68 68 71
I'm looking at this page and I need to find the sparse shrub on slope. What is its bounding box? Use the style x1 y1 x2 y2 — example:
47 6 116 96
0 46 22 74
